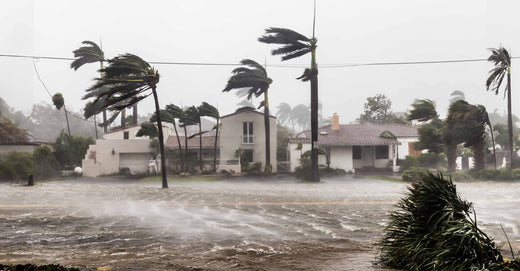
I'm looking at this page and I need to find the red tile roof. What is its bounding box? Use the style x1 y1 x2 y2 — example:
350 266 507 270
288 124 418 146
165 135 219 148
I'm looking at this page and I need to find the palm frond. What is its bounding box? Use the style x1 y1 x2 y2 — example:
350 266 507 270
71 40 105 70
136 123 157 138
380 173 514 270
407 99 438 122
258 27 310 44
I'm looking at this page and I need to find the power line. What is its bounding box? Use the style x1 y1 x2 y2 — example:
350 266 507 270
32 60 95 123
2 53 519 69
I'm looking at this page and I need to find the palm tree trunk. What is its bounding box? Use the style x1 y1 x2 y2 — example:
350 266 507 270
63 105 71 136
102 110 107 133
489 123 497 170
199 121 203 172
151 87 168 188
507 70 514 168
447 143 457 172
184 126 189 171
213 118 219 172
172 119 184 172
121 107 126 129
133 104 138 125
264 90 272 174
93 115 98 139
310 48 320 182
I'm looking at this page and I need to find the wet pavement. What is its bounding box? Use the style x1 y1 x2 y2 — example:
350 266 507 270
0 176 518 270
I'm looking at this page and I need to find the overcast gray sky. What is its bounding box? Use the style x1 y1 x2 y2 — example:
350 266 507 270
1 0 519 124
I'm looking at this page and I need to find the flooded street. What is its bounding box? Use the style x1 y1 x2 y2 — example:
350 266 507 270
1 176 519 270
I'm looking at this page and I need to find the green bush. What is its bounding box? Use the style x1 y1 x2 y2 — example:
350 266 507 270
512 168 520 179
33 145 60 180
417 152 444 168
320 167 347 177
0 151 33 180
470 168 517 180
54 132 94 168
401 167 428 182
381 173 520 270
399 156 420 172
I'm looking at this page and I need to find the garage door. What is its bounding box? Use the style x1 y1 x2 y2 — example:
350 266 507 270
119 153 151 174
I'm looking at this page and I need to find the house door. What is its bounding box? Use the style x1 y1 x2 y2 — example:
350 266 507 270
362 146 375 167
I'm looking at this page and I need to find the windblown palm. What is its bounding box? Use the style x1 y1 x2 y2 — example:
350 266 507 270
52 93 71 136
71 41 109 132
259 6 319 181
199 102 220 172
407 99 438 122
182 106 202 171
82 53 168 188
463 104 495 170
223 59 273 173
486 47 513 167
149 105 185 172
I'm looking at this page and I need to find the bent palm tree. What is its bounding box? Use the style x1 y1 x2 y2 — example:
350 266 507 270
52 93 71 136
180 106 199 171
223 59 273 173
407 99 438 123
199 102 220 172
150 107 184 172
259 2 319 181
486 47 513 167
83 53 168 188
71 41 109 132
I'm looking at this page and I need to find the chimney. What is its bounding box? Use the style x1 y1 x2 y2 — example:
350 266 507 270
332 113 340 131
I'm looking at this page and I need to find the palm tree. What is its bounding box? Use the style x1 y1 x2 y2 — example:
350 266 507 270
199 102 220 172
72 41 139 132
486 47 513 167
181 106 201 171
52 93 71 136
149 106 185 172
258 1 319 181
223 59 274 173
71 41 108 133
82 53 168 188
407 99 439 122
463 104 495 170
445 100 470 172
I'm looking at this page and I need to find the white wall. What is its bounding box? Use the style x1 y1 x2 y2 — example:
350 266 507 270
288 142 311 172
329 147 353 172
220 111 277 172
396 137 418 159
103 123 176 141
82 138 151 177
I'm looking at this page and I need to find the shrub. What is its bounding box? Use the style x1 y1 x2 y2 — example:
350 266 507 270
320 167 347 177
246 162 262 175
0 151 33 180
380 173 520 270
54 132 94 168
470 168 516 180
512 168 520 179
33 145 60 180
401 167 428 182
417 152 441 168
399 156 420 172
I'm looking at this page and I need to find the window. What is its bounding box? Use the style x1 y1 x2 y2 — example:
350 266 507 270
123 131 129 140
353 146 361 159
375 145 389 159
243 149 253 163
242 122 254 143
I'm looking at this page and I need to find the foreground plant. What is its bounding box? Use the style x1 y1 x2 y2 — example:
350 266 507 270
380 172 520 270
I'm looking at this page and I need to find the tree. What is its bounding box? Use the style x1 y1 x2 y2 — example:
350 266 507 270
165 104 186 172
0 116 28 144
407 99 438 122
407 99 443 154
53 131 94 167
136 123 158 139
52 93 71 136
223 59 273 173
71 41 109 133
358 94 405 124
198 102 220 172
72 41 139 132
82 53 168 188
462 104 494 170
486 47 513 167
259 2 319 181
181 106 201 171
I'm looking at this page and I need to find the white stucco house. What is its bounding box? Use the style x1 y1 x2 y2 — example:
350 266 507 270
82 123 177 177
218 106 277 173
288 113 419 173
82 106 278 176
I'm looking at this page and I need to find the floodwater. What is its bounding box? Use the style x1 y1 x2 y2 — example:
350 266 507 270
0 176 519 270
